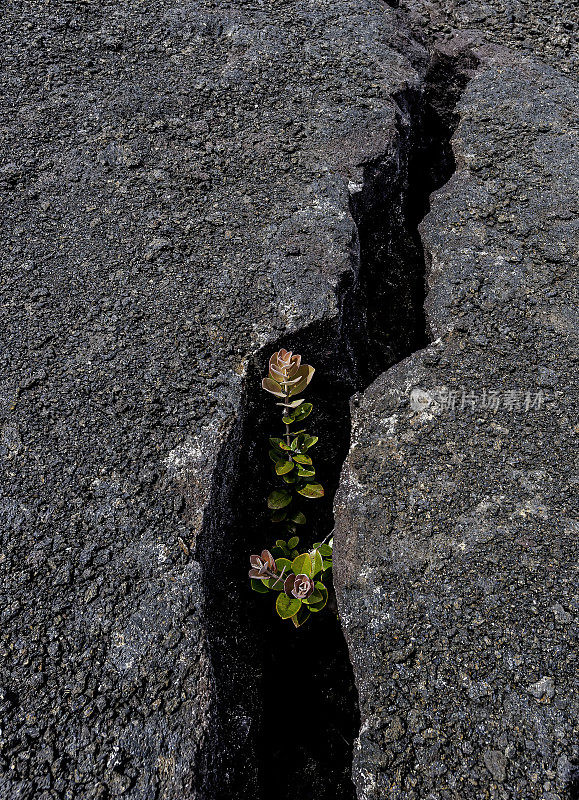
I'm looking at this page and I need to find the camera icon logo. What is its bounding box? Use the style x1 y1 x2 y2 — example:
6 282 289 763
409 387 433 412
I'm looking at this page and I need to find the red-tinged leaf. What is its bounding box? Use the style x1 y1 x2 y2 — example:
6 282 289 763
293 454 312 465
288 365 315 396
262 377 285 397
249 568 265 579
297 482 324 499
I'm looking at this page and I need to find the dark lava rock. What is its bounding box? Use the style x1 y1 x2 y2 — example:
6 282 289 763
334 42 578 800
0 0 433 797
2 0 577 797
403 0 579 74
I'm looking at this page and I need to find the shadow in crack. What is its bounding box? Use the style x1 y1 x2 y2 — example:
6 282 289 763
202 322 360 800
197 46 479 800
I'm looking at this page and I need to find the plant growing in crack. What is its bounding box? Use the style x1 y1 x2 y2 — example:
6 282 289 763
248 349 333 627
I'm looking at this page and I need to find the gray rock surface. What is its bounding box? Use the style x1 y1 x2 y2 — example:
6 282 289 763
2 0 577 797
0 0 432 797
334 40 578 800
403 0 578 73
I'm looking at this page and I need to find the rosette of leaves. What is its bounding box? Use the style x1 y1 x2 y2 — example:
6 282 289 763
249 537 334 627
262 349 324 536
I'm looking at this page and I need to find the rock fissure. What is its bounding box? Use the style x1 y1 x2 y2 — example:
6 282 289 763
335 38 579 800
196 45 478 800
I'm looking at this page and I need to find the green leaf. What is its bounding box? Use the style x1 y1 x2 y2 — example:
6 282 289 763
318 544 333 557
279 442 292 451
308 581 328 612
268 489 292 510
282 416 293 425
276 593 302 619
282 473 297 484
292 402 313 422
269 437 285 450
275 557 293 574
297 483 324 499
265 576 285 591
289 511 306 525
290 437 299 451
310 549 323 576
275 539 287 548
271 510 288 523
287 536 299 549
322 560 333 571
291 605 311 627
293 454 312 465
292 553 312 577
304 589 323 605
269 448 283 463
262 377 285 397
275 459 295 476
290 549 299 560
302 435 318 449
251 578 269 594
296 464 315 477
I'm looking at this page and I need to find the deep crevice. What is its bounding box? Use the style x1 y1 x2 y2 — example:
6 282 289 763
196 48 477 800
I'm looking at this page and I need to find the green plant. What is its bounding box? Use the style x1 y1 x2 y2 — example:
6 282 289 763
249 539 333 628
248 349 332 627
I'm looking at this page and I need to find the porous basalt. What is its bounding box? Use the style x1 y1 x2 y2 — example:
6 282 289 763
199 47 477 797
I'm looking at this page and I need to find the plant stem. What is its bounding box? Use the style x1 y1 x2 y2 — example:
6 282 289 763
321 528 334 545
282 387 292 446
260 565 287 587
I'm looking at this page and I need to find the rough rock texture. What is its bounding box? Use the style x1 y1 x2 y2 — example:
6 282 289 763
2 0 577 797
403 0 578 73
0 1 435 797
334 39 578 800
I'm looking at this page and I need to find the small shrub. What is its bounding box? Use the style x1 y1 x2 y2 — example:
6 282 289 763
248 349 333 627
